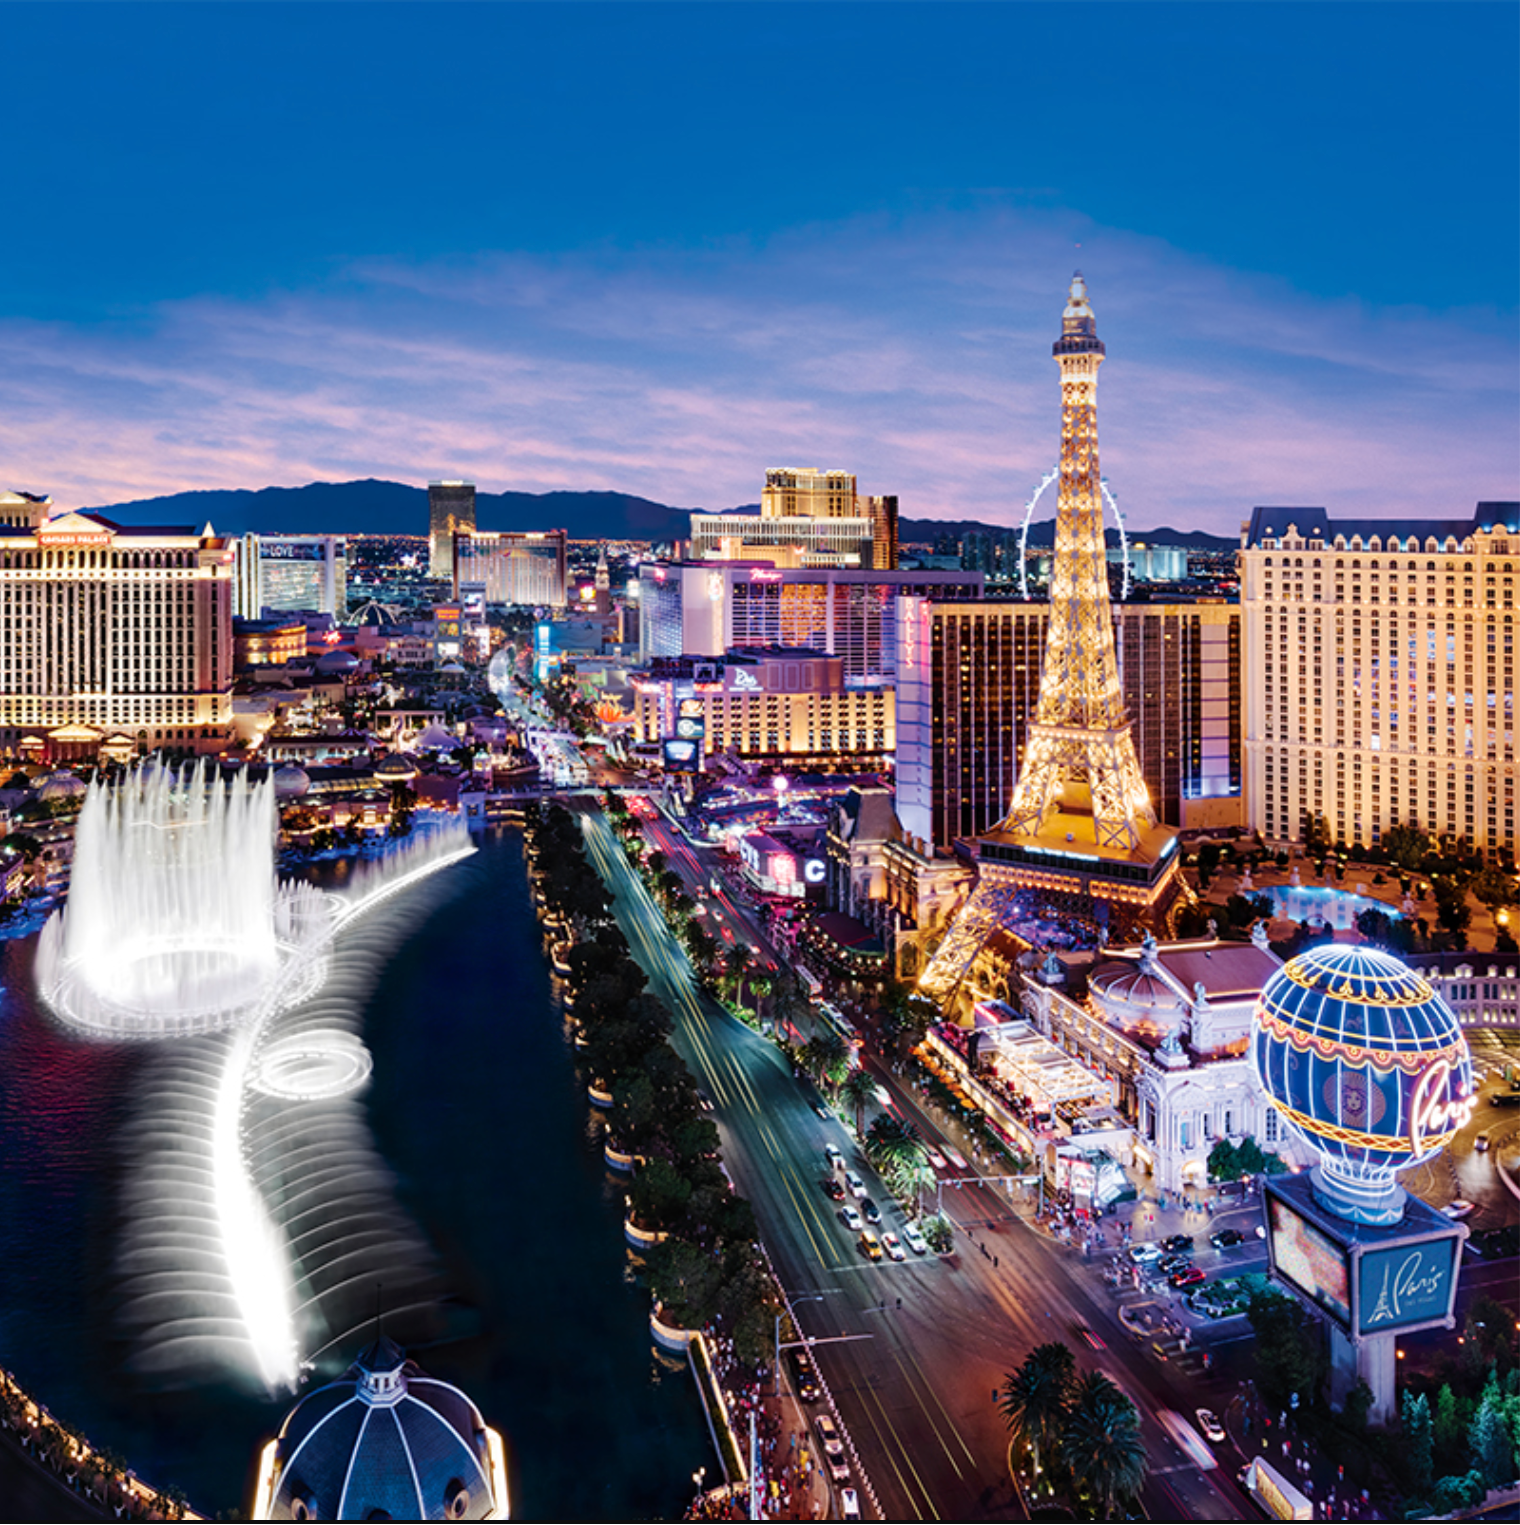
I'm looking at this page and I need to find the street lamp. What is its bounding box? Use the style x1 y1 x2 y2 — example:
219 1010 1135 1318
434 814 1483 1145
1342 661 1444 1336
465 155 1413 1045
774 1291 828 1392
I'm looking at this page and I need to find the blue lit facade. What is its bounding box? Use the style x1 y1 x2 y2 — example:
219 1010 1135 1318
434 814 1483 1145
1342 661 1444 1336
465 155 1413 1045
1252 944 1475 1224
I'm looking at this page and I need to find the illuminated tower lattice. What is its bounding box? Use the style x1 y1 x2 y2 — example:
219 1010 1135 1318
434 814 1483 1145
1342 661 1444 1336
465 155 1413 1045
920 277 1178 1006
1001 273 1154 850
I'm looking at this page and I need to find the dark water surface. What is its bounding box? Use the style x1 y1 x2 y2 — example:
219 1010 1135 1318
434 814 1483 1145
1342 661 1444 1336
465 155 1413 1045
0 831 707 1519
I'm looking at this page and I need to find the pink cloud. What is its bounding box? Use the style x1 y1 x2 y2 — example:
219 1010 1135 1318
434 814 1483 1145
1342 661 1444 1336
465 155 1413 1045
0 203 1512 531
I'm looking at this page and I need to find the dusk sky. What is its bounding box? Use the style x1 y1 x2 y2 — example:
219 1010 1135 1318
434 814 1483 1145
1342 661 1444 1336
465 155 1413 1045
3 2 1516 532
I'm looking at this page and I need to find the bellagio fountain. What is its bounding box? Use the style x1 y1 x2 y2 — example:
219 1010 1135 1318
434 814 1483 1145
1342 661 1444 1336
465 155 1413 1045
36 760 475 1392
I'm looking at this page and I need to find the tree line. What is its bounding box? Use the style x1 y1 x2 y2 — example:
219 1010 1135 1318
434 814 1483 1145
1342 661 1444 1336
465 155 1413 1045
525 801 779 1366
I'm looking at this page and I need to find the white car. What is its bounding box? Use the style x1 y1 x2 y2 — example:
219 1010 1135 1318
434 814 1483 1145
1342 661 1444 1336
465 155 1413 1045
845 1169 867 1199
943 1145 969 1171
881 1231 907 1262
825 1144 844 1170
923 1144 948 1170
902 1223 929 1256
814 1413 844 1457
839 1204 863 1231
840 1486 861 1520
1196 1408 1225 1444
1129 1242 1164 1263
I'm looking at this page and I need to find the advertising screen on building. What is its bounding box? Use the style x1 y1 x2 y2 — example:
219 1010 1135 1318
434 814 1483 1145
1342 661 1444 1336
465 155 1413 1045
1357 1235 1460 1335
262 542 326 561
1268 1196 1352 1329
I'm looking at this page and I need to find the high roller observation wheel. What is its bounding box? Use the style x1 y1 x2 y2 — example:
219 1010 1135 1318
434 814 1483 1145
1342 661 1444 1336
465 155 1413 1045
1016 469 1130 602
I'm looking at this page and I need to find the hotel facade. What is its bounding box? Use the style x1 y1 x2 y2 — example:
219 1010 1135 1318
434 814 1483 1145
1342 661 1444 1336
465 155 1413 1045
1241 502 1520 855
0 499 235 760
895 597 1242 851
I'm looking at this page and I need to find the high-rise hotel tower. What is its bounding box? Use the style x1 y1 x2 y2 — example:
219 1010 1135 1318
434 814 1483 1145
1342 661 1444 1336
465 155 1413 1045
1241 502 1520 856
0 493 234 761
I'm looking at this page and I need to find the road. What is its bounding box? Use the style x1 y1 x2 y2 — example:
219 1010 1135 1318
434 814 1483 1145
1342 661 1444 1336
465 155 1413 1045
579 810 1245 1522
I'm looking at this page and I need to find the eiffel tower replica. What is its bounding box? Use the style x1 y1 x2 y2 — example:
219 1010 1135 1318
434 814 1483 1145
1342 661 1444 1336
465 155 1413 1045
920 275 1181 1005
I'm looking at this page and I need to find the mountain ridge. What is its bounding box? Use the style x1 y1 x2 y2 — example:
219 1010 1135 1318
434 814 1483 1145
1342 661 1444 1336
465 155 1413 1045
77 478 1241 550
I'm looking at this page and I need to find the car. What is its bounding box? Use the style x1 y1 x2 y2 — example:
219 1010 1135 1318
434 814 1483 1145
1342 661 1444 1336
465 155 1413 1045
825 1144 844 1170
1171 1265 1206 1288
814 1413 844 1456
861 1198 882 1225
943 1145 969 1171
828 1451 851 1483
845 1169 867 1199
1076 1324 1106 1351
858 1229 883 1261
820 1177 846 1202
1162 1233 1194 1253
882 1231 907 1262
1128 1242 1164 1264
1196 1408 1226 1444
1159 1253 1193 1276
1442 1199 1476 1219
695 1088 715 1113
840 1487 861 1520
902 1223 929 1256
1210 1228 1245 1249
1475 1131 1492 1152
839 1204 863 1231
923 1144 948 1170
788 1349 821 1403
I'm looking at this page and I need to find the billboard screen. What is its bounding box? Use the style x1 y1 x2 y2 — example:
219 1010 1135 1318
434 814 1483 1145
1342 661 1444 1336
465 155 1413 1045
662 738 701 773
1357 1235 1460 1335
1268 1196 1352 1330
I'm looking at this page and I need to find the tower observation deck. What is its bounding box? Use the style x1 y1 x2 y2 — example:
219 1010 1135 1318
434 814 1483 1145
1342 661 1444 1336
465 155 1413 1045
920 276 1182 1006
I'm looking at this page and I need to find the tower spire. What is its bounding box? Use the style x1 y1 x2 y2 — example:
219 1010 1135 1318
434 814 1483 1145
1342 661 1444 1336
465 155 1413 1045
998 273 1155 849
918 277 1180 1008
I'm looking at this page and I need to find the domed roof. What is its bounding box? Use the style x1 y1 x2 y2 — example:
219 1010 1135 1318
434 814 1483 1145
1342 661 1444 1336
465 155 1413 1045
38 770 88 801
315 649 360 675
273 765 311 799
373 753 419 781
1251 944 1475 1222
265 1338 503 1521
439 660 467 674
1089 961 1184 1013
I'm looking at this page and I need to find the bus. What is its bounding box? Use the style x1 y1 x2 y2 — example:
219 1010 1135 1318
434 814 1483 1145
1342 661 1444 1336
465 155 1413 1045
1242 1456 1312 1521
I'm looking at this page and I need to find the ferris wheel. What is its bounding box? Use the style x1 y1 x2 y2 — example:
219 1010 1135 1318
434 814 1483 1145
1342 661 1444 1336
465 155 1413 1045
1016 467 1131 602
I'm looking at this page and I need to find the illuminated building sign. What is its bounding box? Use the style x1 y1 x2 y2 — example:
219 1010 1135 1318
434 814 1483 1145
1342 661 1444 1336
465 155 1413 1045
37 526 113 547
1263 1174 1465 1342
803 858 827 885
1357 1236 1459 1335
748 568 784 583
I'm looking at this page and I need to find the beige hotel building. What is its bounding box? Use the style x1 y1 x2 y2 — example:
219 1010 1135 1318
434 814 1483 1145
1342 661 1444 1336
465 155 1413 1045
0 492 235 761
1241 501 1520 855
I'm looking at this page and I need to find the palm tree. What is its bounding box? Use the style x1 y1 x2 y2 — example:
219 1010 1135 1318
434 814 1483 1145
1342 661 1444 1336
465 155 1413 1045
864 1114 934 1208
804 1031 849 1093
1062 1371 1146 1517
839 1066 879 1138
726 943 756 1008
997 1342 1076 1478
749 972 773 1018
